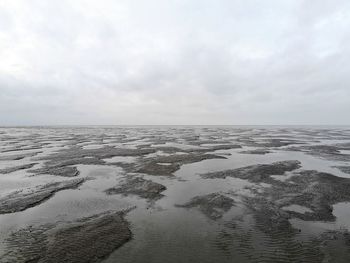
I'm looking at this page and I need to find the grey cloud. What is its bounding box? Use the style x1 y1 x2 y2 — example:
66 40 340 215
0 0 349 125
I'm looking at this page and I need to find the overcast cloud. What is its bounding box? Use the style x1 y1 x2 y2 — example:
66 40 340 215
0 0 349 125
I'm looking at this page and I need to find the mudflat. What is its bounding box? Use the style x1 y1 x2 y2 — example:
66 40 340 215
1 126 350 263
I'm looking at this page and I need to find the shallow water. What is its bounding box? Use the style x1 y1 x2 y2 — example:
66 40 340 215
0 126 350 262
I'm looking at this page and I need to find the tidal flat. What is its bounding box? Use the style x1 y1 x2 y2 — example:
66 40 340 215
0 126 350 262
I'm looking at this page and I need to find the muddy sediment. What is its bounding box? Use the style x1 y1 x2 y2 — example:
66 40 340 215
202 144 242 151
30 147 157 178
136 153 227 176
262 170 350 221
243 196 296 236
0 163 38 174
333 166 350 174
0 151 42 161
40 146 156 162
201 160 301 183
105 177 166 200
209 167 350 262
239 149 271 155
0 178 85 214
152 144 241 155
200 160 350 236
237 138 305 148
176 193 235 220
43 157 106 168
228 168 350 236
1 211 132 263
26 157 105 178
136 162 180 176
286 145 350 161
1 145 44 153
28 166 80 177
1 127 350 262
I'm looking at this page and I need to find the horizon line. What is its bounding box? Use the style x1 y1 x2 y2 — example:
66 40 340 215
1 124 350 127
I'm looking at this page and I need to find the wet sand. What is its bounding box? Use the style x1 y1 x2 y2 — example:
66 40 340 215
0 126 350 262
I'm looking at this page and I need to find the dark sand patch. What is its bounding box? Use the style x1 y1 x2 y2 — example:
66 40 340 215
176 193 235 220
286 145 350 161
263 170 350 221
0 145 43 153
28 166 80 177
152 144 241 154
40 146 156 161
202 144 242 151
239 149 271 155
201 160 301 183
0 178 85 214
43 157 106 168
136 162 180 176
237 138 305 148
231 169 350 238
1 211 132 263
136 153 227 176
0 151 42 161
0 163 38 174
106 177 166 201
216 178 350 262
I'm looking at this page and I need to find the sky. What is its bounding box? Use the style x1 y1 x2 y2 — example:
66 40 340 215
0 0 349 125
